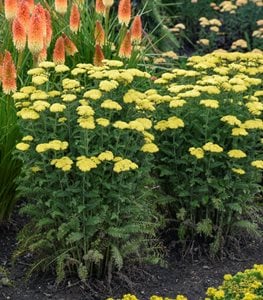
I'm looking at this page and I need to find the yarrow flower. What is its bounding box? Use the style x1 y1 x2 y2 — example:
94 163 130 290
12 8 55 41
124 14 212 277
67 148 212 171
113 159 138 173
189 147 205 159
203 142 223 153
141 143 159 153
251 160 263 169
16 142 30 151
200 99 219 108
101 99 122 110
76 156 98 172
232 168 246 175
227 149 247 158
51 156 73 172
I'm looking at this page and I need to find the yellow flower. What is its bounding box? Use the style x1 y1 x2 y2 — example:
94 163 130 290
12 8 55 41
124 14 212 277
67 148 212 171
99 80 119 92
39 61 55 68
22 135 34 142
76 105 94 116
243 293 257 300
200 99 219 109
223 274 232 281
96 118 110 127
31 166 42 173
12 92 29 100
141 143 159 153
51 156 73 171
17 108 40 120
206 287 217 296
102 59 123 67
50 103 66 113
220 115 241 126
113 121 129 129
189 147 205 159
251 160 263 169
76 156 97 172
135 118 152 130
246 102 263 115
227 149 247 158
167 116 184 129
203 142 223 153
175 296 187 300
27 68 45 75
32 75 48 85
48 90 61 97
98 151 114 161
71 68 86 76
55 64 70 73
128 120 144 132
232 168 246 175
36 143 50 153
169 99 187 108
231 127 248 136
61 94 77 102
101 99 122 110
20 86 36 94
48 140 68 151
154 120 169 131
31 91 49 100
242 119 263 130
77 117 95 129
58 117 67 123
62 78 80 89
214 290 224 299
16 142 30 151
83 89 102 100
113 159 138 173
32 100 50 112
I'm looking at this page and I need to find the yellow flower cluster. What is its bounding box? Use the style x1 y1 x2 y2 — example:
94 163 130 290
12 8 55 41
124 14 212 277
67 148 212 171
189 147 205 159
106 294 187 300
203 142 223 153
155 117 184 131
51 156 73 171
36 140 68 153
227 149 247 158
205 264 263 300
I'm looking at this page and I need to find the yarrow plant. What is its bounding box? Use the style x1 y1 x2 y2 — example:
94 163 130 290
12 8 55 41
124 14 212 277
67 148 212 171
205 264 263 300
14 60 163 282
151 51 263 254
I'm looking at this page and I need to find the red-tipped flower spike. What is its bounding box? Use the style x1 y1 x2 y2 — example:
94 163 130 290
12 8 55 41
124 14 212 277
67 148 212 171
45 9 52 48
28 14 44 55
131 15 142 43
0 53 3 83
53 36 65 65
118 0 131 26
93 45 104 66
69 4 80 33
1 51 17 94
62 33 78 56
119 30 132 58
17 0 30 32
55 0 68 15
94 21 105 46
24 0 34 13
33 4 47 38
38 45 47 63
4 0 18 21
95 0 105 14
12 18 26 52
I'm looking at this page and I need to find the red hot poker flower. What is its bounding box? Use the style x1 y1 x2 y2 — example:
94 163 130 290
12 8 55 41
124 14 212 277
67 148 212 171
69 4 80 33
53 36 65 65
62 33 78 56
28 13 44 55
131 15 142 43
119 30 132 58
55 0 68 15
94 21 105 46
1 51 17 94
12 18 27 52
95 0 105 14
93 45 104 66
118 0 131 26
4 0 18 21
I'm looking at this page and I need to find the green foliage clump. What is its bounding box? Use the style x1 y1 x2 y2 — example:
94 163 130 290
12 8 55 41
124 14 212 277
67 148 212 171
14 60 163 282
0 96 21 222
151 51 263 254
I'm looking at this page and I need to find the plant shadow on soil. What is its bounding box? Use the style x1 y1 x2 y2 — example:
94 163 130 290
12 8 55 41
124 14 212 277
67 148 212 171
0 203 262 300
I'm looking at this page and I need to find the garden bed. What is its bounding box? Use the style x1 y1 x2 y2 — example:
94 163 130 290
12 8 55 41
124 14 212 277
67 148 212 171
1 206 262 300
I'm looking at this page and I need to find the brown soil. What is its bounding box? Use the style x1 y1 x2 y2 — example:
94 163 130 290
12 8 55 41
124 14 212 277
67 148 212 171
0 207 262 300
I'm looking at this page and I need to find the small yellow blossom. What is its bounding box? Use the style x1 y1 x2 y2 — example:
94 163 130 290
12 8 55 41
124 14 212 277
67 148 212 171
200 99 219 109
83 89 102 100
251 160 263 169
220 115 241 126
27 68 45 76
17 108 40 120
113 159 138 173
16 142 30 151
99 80 119 92
101 99 122 110
51 156 73 171
227 149 247 158
76 156 97 172
55 64 70 73
189 147 205 159
98 151 114 161
61 94 77 102
22 135 34 142
50 103 66 113
232 168 246 175
141 143 159 153
96 118 110 127
32 75 48 85
39 61 55 68
203 142 223 153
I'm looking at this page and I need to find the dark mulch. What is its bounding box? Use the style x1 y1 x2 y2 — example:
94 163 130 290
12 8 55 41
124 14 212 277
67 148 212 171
0 208 262 300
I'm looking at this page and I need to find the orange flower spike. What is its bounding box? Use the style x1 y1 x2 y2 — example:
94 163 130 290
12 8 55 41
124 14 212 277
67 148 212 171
94 21 105 46
12 18 26 52
2 51 17 94
0 53 4 83
28 13 44 55
53 36 65 65
45 9 52 48
24 0 34 13
38 46 47 63
55 0 68 15
118 0 131 26
95 0 105 14
62 33 78 56
17 0 30 32
69 4 80 33
119 30 132 58
131 15 142 43
4 0 18 21
93 44 105 66
33 4 47 38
